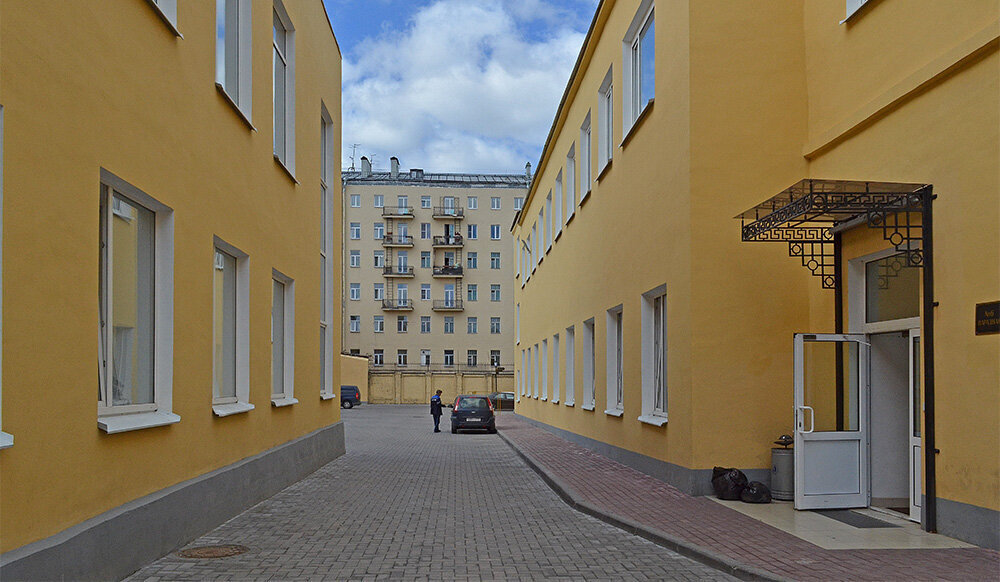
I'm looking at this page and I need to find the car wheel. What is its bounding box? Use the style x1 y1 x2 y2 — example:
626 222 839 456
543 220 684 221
488 427 497 434
451 425 457 434
343 400 353 409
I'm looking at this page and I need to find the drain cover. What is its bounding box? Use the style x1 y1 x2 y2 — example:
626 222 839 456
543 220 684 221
177 545 249 559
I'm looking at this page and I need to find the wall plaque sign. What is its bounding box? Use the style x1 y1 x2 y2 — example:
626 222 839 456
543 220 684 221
975 301 1000 335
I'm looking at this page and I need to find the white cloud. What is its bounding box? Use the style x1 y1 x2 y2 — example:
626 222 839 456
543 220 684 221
342 0 589 174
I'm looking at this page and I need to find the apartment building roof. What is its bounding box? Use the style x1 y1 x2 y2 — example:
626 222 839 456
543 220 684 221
343 171 529 188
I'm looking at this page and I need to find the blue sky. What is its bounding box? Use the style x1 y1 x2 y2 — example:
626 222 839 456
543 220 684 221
322 0 598 174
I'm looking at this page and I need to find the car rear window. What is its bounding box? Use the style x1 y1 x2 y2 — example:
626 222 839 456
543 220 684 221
456 397 489 411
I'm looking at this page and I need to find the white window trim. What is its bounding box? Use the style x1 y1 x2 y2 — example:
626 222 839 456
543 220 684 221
320 106 335 400
0 106 9 448
622 0 655 136
552 333 560 404
639 284 668 426
516 303 521 344
580 113 592 200
554 173 563 238
582 317 596 410
564 325 575 407
841 0 870 24
272 0 296 176
271 270 297 407
216 0 253 124
605 305 624 416
146 0 182 37
533 346 539 398
565 145 576 223
545 193 553 251
597 68 614 175
491 197 501 210
541 339 549 401
212 236 253 417
98 170 179 434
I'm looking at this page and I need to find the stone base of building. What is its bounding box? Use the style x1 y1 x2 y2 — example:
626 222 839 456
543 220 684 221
935 496 1000 550
0 422 346 581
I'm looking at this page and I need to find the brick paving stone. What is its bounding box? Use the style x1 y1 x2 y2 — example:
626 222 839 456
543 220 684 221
498 414 1000 582
126 405 735 581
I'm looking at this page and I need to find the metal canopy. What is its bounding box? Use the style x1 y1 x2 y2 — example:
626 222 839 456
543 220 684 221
736 179 931 289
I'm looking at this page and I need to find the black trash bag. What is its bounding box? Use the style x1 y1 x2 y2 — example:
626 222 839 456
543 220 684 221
711 466 749 500
741 481 772 504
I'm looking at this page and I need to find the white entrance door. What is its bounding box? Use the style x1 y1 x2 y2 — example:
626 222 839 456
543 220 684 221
794 333 870 510
908 329 922 522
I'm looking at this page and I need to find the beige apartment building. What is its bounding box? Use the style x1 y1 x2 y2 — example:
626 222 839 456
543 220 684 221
342 157 527 402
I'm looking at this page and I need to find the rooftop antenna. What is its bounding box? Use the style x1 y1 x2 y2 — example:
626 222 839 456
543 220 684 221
348 143 361 171
368 153 377 170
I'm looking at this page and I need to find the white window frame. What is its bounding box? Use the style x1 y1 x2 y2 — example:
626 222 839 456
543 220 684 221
490 224 501 240
350 194 361 207
397 315 408 333
373 222 384 240
0 106 8 447
639 285 668 425
490 284 501 302
541 339 549 400
490 350 501 367
147 0 181 35
582 317 596 410
320 107 335 399
421 196 431 208
533 345 540 398
514 197 524 210
467 196 478 210
372 349 384 366
605 305 624 416
374 283 384 300
554 173 563 237
272 0 296 174
490 252 501 270
374 315 384 333
420 223 431 239
348 316 360 333
467 252 478 269
373 250 384 268
467 350 478 366
518 350 525 400
552 334 560 404
516 304 521 344
349 250 360 268
373 194 384 208
468 284 478 301
491 197 501 210
580 113 592 200
349 283 361 301
216 0 253 124
98 171 179 434
420 316 431 334
468 224 478 239
444 317 455 334
397 349 408 365
490 317 501 335
564 326 575 406
421 284 431 301
545 192 553 251
271 270 297 407
565 145 576 222
623 1 655 134
212 236 253 417
598 68 614 174
467 317 478 335
842 0 870 23
349 222 360 239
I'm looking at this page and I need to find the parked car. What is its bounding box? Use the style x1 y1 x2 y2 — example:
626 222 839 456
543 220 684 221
488 391 515 411
340 385 361 409
451 395 496 434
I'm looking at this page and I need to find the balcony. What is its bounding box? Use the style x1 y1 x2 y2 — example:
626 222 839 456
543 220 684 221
383 265 414 278
432 265 464 278
381 298 413 311
432 299 464 312
382 206 414 218
432 234 464 248
432 206 464 220
382 234 414 247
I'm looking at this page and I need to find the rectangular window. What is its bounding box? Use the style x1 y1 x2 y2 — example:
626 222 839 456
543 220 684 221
640 285 667 423
350 222 360 239
397 195 408 209
844 0 870 22
580 113 592 198
374 222 384 239
373 315 384 333
467 317 478 334
319 110 334 400
564 326 576 406
490 317 501 334
545 193 553 250
419 284 430 300
374 194 384 208
420 349 431 366
514 197 524 210
272 1 295 172
371 349 384 366
490 224 501 240
519 350 526 398
212 238 252 417
538 209 545 255
397 349 408 365
625 2 655 131
467 196 478 209
598 68 614 173
531 224 538 271
444 350 455 366
350 194 360 207
566 146 576 221
417 251 429 269
541 339 549 400
552 334 560 403
485 351 498 367
490 252 501 269
271 273 296 406
373 250 384 268
490 284 501 301
533 345 540 398
349 283 360 300
605 305 624 415
516 303 521 344
467 252 478 269
467 284 478 301
554 173 563 236
421 316 431 333
421 195 431 208
374 283 384 300
349 315 360 333
216 0 252 120
444 317 455 334
491 197 501 210
349 250 360 268
468 224 478 239
397 315 408 333
420 223 431 239
98 176 179 432
1 108 6 444
397 283 408 301
583 318 596 409
467 350 478 366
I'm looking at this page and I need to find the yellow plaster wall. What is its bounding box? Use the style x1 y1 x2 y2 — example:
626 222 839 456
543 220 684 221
340 354 370 401
0 0 343 552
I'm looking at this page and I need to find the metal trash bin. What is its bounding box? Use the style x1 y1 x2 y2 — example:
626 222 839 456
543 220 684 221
771 447 794 501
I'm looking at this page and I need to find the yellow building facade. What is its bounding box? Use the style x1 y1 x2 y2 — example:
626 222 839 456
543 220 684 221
513 0 998 549
0 1 344 578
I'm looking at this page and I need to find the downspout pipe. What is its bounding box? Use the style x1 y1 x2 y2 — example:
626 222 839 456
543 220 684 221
921 185 937 532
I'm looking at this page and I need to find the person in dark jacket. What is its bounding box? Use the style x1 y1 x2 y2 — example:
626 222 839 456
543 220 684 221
430 390 444 432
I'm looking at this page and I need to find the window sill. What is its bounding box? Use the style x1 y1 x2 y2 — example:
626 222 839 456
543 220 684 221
213 402 255 417
604 408 624 417
271 396 299 408
541 397 548 401
215 83 256 131
554 229 562 242
566 210 575 225
596 159 613 182
621 99 654 150
637 414 668 427
320 392 336 401
580 189 592 206
99 411 181 434
144 0 183 37
581 403 595 411
273 156 298 183
564 400 575 407
551 399 559 404
0 431 13 449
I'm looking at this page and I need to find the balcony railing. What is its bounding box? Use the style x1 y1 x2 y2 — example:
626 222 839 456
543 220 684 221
432 206 464 219
382 206 414 218
383 265 414 277
382 234 414 247
432 299 464 311
381 298 413 310
432 265 464 277
432 234 464 247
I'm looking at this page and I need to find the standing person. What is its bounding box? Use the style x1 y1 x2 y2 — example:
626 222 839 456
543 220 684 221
430 390 444 433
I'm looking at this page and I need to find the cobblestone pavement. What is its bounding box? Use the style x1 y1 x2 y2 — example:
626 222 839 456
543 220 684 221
499 414 1000 582
126 405 737 581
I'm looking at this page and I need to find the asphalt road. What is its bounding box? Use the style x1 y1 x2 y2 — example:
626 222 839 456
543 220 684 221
127 405 736 581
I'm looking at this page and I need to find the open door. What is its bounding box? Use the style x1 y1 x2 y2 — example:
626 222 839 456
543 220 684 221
908 329 922 522
794 333 870 509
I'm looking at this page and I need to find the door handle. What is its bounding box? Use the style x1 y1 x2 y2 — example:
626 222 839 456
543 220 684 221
800 406 815 434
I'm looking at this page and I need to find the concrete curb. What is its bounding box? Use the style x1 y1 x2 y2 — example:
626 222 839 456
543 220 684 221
498 429 792 582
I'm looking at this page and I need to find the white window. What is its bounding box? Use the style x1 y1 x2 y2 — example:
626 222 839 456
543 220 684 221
397 195 409 209
843 0 870 22
467 252 478 269
0 106 6 447
580 113 592 199
420 223 431 239
421 316 431 333
545 192 553 251
349 283 360 300
418 284 429 300
468 284 478 301
514 197 524 210
149 0 179 33
541 339 549 400
421 195 431 208
373 349 384 365
444 350 455 366
374 283 384 300
421 251 431 268
554 173 563 236
624 1 655 132
272 1 296 173
374 194 384 208
349 315 360 333
212 238 252 417
468 224 478 239
373 250 384 268
490 224 501 240
564 325 575 406
490 350 501 367
271 272 297 407
468 196 478 209
531 224 538 271
397 349 408 365
421 349 432 366
467 350 478 366
490 317 501 334
397 315 408 333
349 222 360 239
490 284 501 302
444 317 455 334
98 174 179 433
640 285 667 424
516 304 521 344
519 350 526 398
552 334 560 403
373 315 384 333
397 283 408 301
216 0 253 121
491 197 501 210
605 305 624 415
598 68 614 173
490 252 501 269
467 317 478 334
350 194 360 207
533 345 540 398
349 250 360 268
373 222 384 239
582 318 596 409
566 146 576 222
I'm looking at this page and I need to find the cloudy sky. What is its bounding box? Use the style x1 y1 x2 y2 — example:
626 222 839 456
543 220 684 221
322 0 598 175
